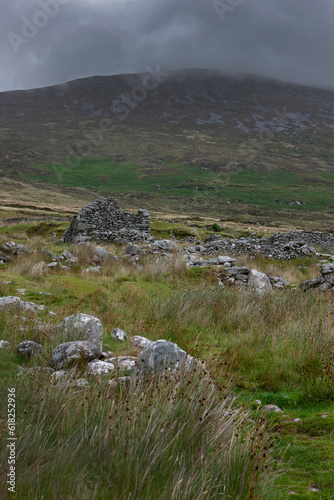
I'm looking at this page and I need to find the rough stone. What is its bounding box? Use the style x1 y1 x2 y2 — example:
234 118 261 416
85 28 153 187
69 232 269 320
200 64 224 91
125 244 139 256
130 335 153 349
262 404 283 413
85 360 115 376
247 269 273 293
137 340 194 375
300 276 325 291
108 376 132 388
50 341 101 370
63 197 150 244
17 340 43 357
0 340 11 349
111 328 128 341
55 314 103 351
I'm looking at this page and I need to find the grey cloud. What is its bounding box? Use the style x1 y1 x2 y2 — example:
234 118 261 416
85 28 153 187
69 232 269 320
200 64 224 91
0 0 333 91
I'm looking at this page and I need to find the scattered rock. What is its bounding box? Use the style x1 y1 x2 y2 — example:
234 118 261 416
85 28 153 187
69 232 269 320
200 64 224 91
109 356 136 373
130 335 153 349
17 340 43 357
0 340 11 349
17 366 54 377
50 341 101 370
94 246 118 262
55 314 103 350
83 267 100 273
125 244 139 256
108 376 132 388
261 404 283 413
46 262 58 269
137 340 194 375
111 328 128 341
247 269 273 293
85 360 115 376
41 249 57 261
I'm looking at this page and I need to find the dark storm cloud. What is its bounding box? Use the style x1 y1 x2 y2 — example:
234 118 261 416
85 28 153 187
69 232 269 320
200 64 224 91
0 0 333 92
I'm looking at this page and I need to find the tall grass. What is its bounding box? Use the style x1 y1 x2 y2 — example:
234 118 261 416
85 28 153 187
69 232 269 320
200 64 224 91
0 367 277 499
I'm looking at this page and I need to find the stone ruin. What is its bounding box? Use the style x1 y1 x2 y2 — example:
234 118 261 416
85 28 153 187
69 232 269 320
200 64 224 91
63 197 150 244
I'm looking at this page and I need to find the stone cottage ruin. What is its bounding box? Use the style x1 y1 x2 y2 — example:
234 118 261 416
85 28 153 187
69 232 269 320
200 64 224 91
63 196 150 243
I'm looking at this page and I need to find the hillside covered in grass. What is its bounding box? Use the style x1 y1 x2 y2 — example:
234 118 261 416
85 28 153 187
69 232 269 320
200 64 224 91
1 219 334 498
1 70 334 227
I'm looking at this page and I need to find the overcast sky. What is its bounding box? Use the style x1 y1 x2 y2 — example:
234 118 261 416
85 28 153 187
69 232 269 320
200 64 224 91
0 0 333 92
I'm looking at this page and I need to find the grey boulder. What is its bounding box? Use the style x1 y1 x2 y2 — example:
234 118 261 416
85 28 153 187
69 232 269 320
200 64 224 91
137 340 194 375
130 335 153 349
85 360 115 376
262 404 283 413
50 341 101 370
17 340 43 357
55 314 103 351
247 269 273 293
111 328 128 341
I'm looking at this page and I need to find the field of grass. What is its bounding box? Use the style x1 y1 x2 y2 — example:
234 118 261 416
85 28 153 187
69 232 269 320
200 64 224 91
24 159 334 211
0 221 334 498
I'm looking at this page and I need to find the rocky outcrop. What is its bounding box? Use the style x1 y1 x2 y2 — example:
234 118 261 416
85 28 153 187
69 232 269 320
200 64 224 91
63 196 150 244
55 314 103 351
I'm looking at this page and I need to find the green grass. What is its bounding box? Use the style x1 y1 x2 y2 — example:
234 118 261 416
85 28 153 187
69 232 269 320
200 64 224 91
24 160 334 214
0 225 334 497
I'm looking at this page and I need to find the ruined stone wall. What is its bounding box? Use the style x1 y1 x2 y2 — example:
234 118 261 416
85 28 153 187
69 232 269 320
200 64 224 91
63 197 150 243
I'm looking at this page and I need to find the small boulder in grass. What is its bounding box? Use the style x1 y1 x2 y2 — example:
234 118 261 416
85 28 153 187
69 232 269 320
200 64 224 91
17 340 43 357
0 340 11 350
111 328 128 341
55 314 103 351
50 341 101 370
85 360 115 376
130 335 153 349
247 269 273 294
137 340 194 375
262 404 283 413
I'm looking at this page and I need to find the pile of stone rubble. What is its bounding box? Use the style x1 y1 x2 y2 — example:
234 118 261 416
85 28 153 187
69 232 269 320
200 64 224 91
300 263 334 292
0 241 30 264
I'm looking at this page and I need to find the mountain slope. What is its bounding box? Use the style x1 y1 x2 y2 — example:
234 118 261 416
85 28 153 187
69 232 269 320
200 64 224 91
1 69 334 226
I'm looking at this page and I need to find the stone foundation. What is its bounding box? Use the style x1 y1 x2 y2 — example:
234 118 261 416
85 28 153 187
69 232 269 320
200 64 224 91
63 197 150 243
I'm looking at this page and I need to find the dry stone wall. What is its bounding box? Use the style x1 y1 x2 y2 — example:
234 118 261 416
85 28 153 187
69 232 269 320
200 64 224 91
63 197 150 243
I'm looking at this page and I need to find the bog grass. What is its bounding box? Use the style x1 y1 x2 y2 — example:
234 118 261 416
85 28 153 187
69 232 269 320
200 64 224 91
0 226 334 498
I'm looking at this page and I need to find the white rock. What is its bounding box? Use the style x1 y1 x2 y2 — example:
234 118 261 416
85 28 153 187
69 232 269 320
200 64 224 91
262 404 282 413
0 340 11 349
137 340 194 374
85 360 115 376
55 314 103 350
50 341 101 370
247 269 273 293
111 328 128 341
130 335 153 349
